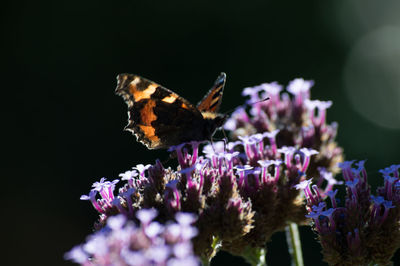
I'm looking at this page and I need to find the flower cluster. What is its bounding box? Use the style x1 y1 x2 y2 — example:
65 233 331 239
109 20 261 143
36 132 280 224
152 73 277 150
69 78 344 264
298 161 400 265
224 78 343 180
65 210 199 266
79 131 339 260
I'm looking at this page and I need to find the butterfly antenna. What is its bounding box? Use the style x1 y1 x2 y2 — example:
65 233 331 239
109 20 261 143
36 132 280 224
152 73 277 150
210 137 216 153
249 97 270 105
223 97 270 115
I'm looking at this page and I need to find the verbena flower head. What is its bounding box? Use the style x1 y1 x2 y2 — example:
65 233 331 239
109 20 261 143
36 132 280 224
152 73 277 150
78 131 340 260
298 160 400 265
65 210 200 266
70 77 345 263
224 79 343 180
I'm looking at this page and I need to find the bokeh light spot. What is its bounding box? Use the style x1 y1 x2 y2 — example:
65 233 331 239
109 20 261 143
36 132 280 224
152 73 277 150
344 26 400 129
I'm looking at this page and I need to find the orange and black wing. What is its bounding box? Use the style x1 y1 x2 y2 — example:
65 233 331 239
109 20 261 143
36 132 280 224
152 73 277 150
115 74 203 149
196 72 226 113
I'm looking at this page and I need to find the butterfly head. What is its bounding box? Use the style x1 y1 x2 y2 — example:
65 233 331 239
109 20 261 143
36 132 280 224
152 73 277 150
201 112 228 139
212 113 229 128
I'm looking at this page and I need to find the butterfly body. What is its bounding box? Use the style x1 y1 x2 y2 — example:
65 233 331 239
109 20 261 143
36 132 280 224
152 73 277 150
115 73 227 149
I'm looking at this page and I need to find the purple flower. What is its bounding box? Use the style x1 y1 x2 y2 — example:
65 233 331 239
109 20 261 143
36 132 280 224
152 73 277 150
383 175 398 200
132 164 151 177
278 146 297 168
175 212 197 226
180 165 196 176
320 208 336 230
137 209 158 225
304 99 332 126
318 167 343 194
80 190 104 214
92 178 119 203
119 170 139 188
202 141 225 155
299 148 319 172
223 107 249 131
164 180 181 212
107 214 127 230
80 178 121 215
338 160 356 181
346 178 359 197
239 133 266 163
145 221 164 239
167 256 200 266
327 189 338 208
304 161 400 265
119 170 138 180
295 179 323 208
258 159 282 183
170 141 203 169
287 78 313 106
295 179 313 191
312 202 326 213
262 129 280 155
260 82 283 96
64 246 90 264
234 165 253 188
381 200 395 223
287 78 313 94
66 212 200 265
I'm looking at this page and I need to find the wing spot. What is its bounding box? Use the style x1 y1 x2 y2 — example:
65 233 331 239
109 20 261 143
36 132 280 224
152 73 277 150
181 102 189 109
162 95 177 103
140 100 157 125
138 125 159 141
132 76 141 85
209 99 219 110
211 87 223 99
201 111 217 119
129 84 157 101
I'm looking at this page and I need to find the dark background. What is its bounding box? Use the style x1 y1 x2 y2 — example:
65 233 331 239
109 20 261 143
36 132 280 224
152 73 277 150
4 0 400 265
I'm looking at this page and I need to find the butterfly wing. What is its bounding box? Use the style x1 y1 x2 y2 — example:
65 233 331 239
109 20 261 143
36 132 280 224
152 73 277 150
116 74 204 149
196 72 226 113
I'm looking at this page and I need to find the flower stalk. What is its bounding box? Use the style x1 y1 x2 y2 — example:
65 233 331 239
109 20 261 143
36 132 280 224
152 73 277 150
285 223 304 266
242 246 267 266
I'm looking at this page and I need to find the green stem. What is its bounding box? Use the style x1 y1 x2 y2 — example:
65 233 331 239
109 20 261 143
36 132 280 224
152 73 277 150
285 223 304 266
200 236 222 266
200 256 210 266
242 246 267 266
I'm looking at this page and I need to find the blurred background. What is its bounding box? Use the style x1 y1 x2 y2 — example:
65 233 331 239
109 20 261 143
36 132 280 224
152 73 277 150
3 0 400 265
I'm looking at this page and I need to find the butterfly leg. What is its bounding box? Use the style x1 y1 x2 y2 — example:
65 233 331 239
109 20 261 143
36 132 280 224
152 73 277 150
162 151 176 165
210 137 228 152
221 128 228 151
210 137 216 152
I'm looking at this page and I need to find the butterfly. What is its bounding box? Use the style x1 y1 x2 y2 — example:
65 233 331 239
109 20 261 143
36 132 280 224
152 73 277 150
115 73 227 149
